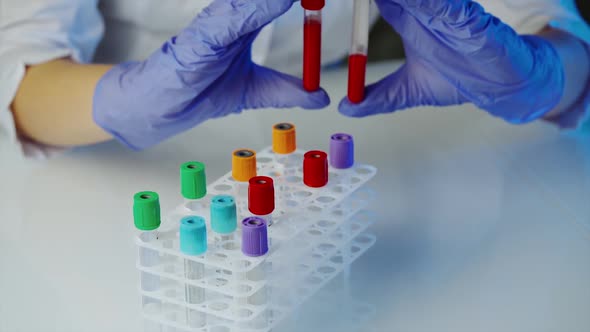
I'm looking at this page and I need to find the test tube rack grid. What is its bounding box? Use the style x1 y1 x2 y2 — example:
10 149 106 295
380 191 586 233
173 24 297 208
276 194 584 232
135 146 377 332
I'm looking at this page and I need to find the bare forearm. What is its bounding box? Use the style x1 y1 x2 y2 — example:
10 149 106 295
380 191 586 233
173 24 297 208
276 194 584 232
11 59 113 147
538 28 590 118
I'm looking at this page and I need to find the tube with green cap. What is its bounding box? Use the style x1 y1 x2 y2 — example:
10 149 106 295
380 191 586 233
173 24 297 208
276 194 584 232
133 191 162 297
180 161 207 211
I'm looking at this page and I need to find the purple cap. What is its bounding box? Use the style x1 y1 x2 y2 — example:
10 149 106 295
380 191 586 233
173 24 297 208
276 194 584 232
329 133 354 169
241 217 269 257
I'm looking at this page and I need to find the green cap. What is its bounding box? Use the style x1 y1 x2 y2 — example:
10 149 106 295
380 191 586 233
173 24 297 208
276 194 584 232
133 191 161 231
180 161 207 199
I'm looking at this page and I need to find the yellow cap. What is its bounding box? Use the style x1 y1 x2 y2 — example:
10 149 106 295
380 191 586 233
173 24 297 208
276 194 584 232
232 149 257 182
272 123 296 154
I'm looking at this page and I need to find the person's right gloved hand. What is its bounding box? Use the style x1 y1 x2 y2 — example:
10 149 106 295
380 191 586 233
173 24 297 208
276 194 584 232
93 0 330 151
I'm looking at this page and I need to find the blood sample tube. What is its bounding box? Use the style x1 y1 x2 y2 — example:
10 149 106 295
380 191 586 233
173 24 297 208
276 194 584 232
302 0 325 91
248 176 275 226
348 0 371 103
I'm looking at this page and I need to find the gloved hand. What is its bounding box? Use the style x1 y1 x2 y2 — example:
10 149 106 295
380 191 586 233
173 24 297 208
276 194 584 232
339 0 565 123
94 0 329 150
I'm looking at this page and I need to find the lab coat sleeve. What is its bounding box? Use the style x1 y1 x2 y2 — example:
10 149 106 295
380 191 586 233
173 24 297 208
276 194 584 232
0 0 104 158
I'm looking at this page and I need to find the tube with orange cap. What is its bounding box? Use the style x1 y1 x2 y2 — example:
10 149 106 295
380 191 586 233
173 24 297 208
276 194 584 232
272 122 299 172
232 148 257 197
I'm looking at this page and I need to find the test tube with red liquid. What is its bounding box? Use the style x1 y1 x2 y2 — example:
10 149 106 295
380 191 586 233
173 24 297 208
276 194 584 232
302 0 325 91
348 0 371 103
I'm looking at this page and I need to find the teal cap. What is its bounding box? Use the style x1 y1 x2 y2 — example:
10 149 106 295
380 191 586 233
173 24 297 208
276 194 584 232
179 216 207 255
180 161 207 200
133 191 161 231
210 195 237 234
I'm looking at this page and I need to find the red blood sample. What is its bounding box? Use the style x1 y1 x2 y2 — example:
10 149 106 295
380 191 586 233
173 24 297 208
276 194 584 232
303 150 328 188
347 54 367 104
248 176 275 216
303 18 322 92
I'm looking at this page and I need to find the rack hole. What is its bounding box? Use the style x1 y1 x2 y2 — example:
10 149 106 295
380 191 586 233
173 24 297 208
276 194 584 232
318 266 336 274
294 190 312 198
355 167 372 175
318 243 336 251
286 176 302 183
357 235 372 244
212 278 228 287
308 229 322 236
209 302 229 311
331 186 345 193
318 220 335 228
316 196 335 203
214 184 232 192
237 309 253 317
305 276 322 285
332 210 344 216
330 256 344 264
308 206 322 212
258 157 272 164
235 260 252 269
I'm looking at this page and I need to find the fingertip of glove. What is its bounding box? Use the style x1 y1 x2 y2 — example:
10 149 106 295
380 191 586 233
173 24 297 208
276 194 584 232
338 98 370 118
300 88 331 110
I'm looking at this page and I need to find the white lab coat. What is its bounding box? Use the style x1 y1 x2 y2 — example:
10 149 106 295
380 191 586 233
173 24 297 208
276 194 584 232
1 0 589 157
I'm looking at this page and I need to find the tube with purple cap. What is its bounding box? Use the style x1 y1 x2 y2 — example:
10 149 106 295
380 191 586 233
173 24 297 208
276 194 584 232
241 216 270 328
329 133 355 169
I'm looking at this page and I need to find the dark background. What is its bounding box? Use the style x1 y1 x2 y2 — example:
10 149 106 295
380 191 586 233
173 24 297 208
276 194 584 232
366 0 590 61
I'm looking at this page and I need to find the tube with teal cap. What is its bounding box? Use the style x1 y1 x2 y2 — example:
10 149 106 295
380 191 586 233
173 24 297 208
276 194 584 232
210 195 237 246
180 216 208 328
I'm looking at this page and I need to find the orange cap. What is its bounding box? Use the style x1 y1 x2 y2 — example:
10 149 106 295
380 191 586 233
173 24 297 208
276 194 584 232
272 123 296 154
232 149 257 182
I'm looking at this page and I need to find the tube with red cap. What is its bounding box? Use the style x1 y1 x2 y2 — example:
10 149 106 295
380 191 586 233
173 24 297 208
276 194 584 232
248 176 275 226
302 0 325 91
303 150 329 188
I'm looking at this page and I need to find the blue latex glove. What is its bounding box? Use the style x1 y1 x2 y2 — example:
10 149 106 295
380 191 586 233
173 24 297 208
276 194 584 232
339 0 565 123
94 0 329 150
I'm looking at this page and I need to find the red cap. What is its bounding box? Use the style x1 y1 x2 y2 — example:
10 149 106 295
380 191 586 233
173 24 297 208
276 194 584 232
303 150 328 188
302 0 325 10
248 176 275 215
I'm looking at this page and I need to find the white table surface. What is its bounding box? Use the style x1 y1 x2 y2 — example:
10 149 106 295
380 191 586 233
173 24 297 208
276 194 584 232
1 61 589 332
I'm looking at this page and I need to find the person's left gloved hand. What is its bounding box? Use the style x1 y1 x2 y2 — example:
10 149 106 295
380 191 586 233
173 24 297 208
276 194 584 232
339 0 565 123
